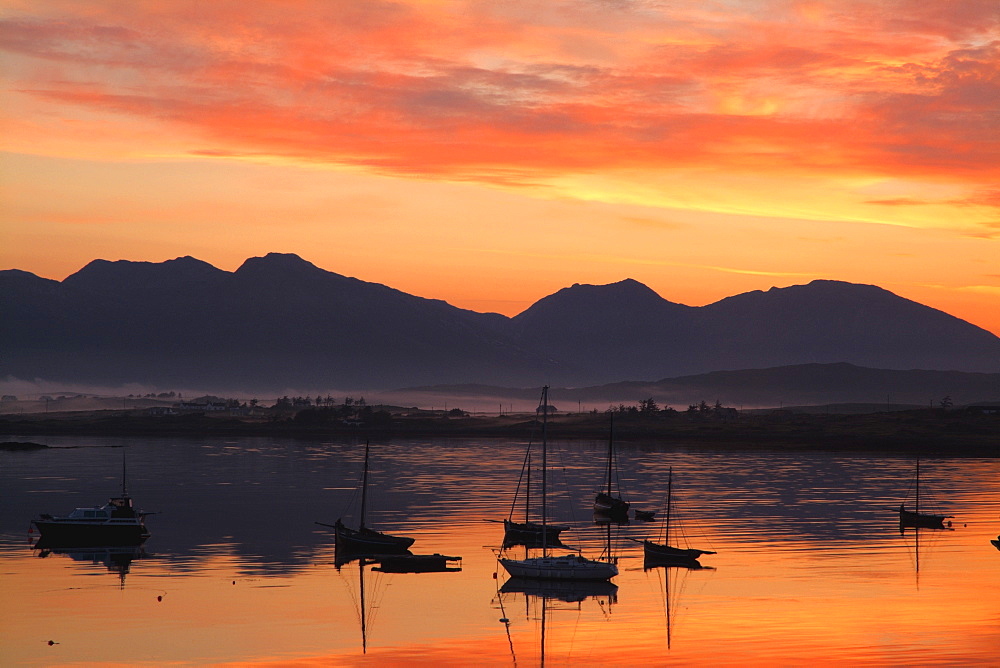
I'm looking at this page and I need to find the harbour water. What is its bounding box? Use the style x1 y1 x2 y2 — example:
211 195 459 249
2 435 998 666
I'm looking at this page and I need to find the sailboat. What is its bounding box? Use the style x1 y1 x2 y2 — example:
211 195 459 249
593 414 630 518
897 458 951 530
499 387 619 581
503 450 570 547
317 441 414 554
642 467 716 566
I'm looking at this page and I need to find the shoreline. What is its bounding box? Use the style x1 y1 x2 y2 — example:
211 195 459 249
1 408 997 456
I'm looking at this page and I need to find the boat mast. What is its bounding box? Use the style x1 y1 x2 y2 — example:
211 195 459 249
541 386 549 555
525 452 531 524
606 414 614 496
664 467 673 545
121 447 128 497
360 441 370 531
915 458 920 516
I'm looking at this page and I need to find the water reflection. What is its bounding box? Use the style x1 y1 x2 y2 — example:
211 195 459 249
1 435 999 665
642 561 715 650
32 539 148 589
496 576 618 666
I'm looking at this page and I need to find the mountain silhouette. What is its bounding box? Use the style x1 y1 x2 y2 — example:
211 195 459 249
2 254 998 392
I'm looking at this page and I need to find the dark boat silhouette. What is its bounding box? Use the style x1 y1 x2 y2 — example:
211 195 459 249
372 553 461 573
641 467 716 567
499 387 618 581
593 414 630 519
316 441 414 554
30 450 151 546
501 435 569 546
897 459 951 530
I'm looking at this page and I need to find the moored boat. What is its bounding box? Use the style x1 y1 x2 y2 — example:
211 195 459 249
31 452 151 546
328 518 415 553
499 554 618 581
316 441 414 554
593 415 630 518
897 459 952 530
372 553 461 573
498 387 618 582
642 467 715 566
32 496 150 546
501 442 569 546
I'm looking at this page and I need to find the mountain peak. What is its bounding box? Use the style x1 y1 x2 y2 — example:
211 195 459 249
234 253 330 279
63 256 222 292
548 278 680 308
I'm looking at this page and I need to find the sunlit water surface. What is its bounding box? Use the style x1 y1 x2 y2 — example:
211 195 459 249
1 435 998 666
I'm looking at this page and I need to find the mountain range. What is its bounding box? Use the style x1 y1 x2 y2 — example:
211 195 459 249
2 253 998 396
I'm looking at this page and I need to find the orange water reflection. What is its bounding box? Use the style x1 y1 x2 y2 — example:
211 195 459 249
2 439 999 666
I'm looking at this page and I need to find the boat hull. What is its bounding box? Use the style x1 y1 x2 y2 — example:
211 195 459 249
594 493 629 516
31 520 149 547
499 554 618 581
898 509 947 529
643 540 714 565
373 553 461 573
503 519 568 542
334 520 414 553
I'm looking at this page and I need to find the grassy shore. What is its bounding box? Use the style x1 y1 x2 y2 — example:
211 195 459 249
1 407 996 455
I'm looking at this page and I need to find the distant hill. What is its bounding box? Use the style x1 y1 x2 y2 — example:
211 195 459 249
2 253 998 393
389 363 1000 411
512 279 1000 382
1 254 558 390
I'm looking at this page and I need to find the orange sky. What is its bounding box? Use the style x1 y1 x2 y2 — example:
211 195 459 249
1 0 998 335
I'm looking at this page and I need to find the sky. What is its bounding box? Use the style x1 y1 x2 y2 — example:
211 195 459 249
1 0 998 336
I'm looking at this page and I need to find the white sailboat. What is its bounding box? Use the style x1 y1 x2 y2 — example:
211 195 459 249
499 386 618 581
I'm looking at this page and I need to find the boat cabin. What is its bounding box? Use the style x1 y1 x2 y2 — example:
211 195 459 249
107 496 137 517
69 507 113 520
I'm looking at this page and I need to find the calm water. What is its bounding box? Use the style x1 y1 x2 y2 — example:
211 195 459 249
1 434 998 666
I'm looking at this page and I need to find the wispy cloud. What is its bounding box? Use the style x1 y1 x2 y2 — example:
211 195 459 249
3 1 998 193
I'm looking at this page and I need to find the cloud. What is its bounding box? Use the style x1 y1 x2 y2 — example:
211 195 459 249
2 2 999 203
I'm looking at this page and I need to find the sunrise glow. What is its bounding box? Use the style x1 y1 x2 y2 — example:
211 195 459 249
1 1 998 333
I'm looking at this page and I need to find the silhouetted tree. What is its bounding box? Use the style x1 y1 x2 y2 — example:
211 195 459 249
639 397 659 413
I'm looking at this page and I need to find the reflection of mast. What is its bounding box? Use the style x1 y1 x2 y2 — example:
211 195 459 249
498 578 618 666
541 592 547 668
336 553 376 654
646 561 714 650
359 557 367 654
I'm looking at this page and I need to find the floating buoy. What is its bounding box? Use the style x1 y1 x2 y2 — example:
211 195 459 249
499 618 509 623
47 640 57 646
157 595 162 602
492 572 497 579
